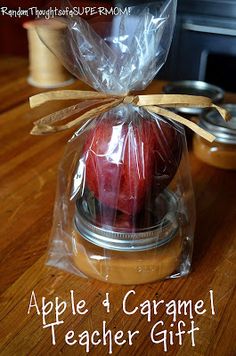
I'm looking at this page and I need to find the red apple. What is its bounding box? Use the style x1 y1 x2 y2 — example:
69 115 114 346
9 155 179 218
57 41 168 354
82 110 182 215
95 204 136 231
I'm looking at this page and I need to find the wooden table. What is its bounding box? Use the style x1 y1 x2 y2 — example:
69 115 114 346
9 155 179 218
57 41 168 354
0 57 235 356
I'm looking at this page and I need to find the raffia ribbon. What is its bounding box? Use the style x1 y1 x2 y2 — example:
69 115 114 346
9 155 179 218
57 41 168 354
29 90 231 142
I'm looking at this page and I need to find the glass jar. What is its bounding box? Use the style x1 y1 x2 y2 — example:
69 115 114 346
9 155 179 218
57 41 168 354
193 104 236 170
71 190 183 284
47 106 195 284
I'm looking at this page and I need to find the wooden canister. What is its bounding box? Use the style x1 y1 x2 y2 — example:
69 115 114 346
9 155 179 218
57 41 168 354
23 19 74 88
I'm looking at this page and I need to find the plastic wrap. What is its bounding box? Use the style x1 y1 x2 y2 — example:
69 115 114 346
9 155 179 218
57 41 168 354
44 0 196 284
38 0 177 93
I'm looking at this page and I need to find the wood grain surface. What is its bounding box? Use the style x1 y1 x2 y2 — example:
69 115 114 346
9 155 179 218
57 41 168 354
0 57 235 356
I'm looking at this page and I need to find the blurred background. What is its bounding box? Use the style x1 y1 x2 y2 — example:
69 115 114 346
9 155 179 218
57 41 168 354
1 0 236 92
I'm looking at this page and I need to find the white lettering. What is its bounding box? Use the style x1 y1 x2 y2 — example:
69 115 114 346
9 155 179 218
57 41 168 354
55 297 67 323
176 320 186 345
27 290 40 315
65 330 76 346
103 321 113 354
210 290 215 315
123 290 138 315
187 321 199 346
91 330 101 346
79 330 90 353
150 321 167 352
102 293 110 313
166 300 177 322
42 298 54 325
195 300 206 315
128 330 140 345
43 321 63 345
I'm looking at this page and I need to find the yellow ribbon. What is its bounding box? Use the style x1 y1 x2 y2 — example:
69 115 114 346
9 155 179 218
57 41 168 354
29 90 231 142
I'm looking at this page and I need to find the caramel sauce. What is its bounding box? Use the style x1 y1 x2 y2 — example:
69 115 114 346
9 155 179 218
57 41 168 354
193 135 236 170
71 230 182 285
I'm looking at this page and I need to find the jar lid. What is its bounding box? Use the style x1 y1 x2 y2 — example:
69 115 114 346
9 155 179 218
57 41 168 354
200 104 236 144
74 190 179 252
163 81 224 115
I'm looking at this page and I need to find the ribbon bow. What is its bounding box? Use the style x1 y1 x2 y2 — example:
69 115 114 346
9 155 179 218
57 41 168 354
29 90 231 142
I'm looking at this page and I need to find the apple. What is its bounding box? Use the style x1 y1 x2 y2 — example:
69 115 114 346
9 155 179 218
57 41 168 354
83 189 169 232
82 109 182 216
95 204 136 231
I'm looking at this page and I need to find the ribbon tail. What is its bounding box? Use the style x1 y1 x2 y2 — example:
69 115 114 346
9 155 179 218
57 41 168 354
138 94 231 122
211 104 231 121
32 98 116 128
138 94 213 107
31 98 123 135
29 90 112 108
144 106 216 142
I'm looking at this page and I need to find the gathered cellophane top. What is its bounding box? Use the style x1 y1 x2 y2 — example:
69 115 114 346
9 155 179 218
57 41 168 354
37 0 177 94
44 0 196 283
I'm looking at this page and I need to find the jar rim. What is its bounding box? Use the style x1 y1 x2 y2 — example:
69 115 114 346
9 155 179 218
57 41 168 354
163 80 224 115
74 190 179 252
200 104 236 144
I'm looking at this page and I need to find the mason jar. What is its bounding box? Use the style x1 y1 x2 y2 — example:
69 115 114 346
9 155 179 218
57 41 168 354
71 190 185 284
193 104 236 170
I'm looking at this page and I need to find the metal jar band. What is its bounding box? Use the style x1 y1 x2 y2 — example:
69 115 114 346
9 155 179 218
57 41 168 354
74 190 179 252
